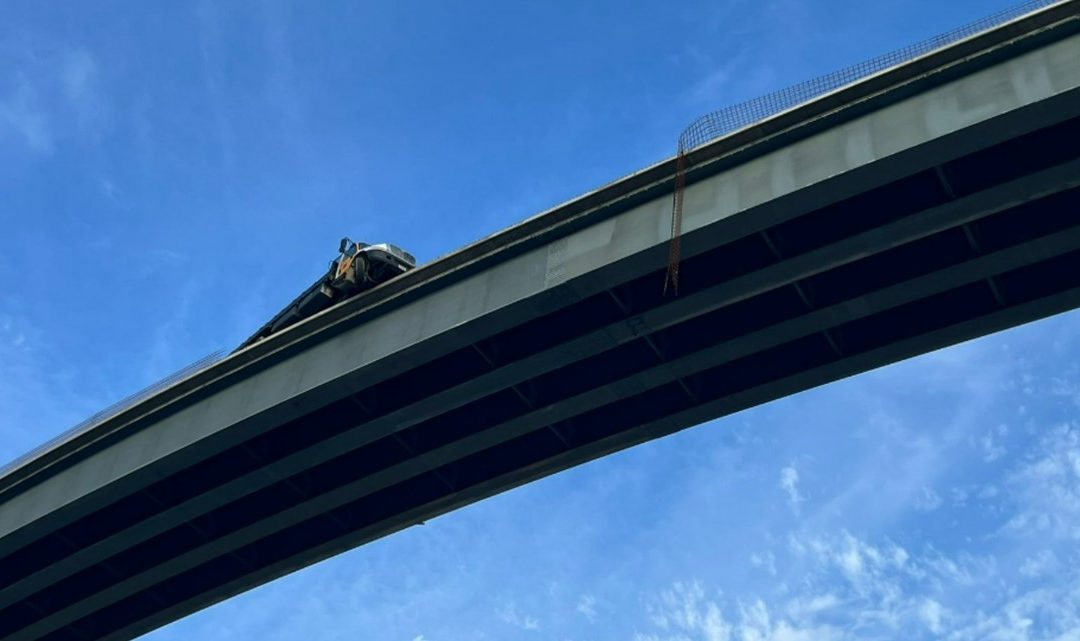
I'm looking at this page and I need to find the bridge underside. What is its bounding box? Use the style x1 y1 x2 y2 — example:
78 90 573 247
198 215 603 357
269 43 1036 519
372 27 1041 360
3 101 1080 640
3 9 1080 638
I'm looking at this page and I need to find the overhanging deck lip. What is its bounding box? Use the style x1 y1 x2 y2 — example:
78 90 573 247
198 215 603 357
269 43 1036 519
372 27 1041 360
1 0 1077 499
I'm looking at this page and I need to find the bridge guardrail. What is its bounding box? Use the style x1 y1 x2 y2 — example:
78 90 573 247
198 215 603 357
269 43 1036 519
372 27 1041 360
0 350 226 481
666 0 1067 292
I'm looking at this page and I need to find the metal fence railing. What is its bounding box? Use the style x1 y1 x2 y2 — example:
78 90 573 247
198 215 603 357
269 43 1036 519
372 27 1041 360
677 0 1065 152
664 0 1068 293
0 350 226 480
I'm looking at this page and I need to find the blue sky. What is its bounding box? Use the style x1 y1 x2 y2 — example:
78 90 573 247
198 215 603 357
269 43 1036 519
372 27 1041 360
2 1 1079 639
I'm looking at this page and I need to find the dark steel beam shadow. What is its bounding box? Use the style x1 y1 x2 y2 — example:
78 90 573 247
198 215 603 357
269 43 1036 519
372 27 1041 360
16 215 1080 641
99 281 1080 641
5 157 1076 618
4 157 1078 618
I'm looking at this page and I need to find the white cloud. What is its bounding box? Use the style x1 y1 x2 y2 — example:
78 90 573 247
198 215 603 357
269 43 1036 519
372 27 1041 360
913 487 943 511
1019 550 1058 579
643 582 731 641
779 466 803 509
642 583 841 641
750 551 777 576
496 602 540 631
789 530 910 604
917 598 946 635
644 520 1079 641
784 593 838 620
642 417 1080 641
1049 376 1080 408
945 584 1080 641
100 177 121 201
950 486 969 507
981 426 1007 463
1003 423 1080 540
576 594 597 623
634 634 696 641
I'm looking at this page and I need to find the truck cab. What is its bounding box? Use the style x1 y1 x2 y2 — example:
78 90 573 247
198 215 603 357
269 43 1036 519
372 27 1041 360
237 237 417 349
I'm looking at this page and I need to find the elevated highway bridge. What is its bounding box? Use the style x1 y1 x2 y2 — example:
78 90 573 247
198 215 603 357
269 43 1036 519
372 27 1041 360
3 3 1080 639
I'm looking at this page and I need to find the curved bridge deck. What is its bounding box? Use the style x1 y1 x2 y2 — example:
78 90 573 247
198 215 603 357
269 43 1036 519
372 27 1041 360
3 3 1080 639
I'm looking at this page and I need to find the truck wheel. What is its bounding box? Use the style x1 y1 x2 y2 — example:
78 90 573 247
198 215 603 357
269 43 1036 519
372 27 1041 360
354 253 369 283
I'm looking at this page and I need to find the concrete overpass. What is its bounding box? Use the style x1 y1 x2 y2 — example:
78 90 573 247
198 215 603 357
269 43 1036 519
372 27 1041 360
3 3 1080 639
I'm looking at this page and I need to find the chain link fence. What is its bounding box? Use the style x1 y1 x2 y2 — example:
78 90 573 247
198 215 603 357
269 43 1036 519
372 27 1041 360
665 0 1068 293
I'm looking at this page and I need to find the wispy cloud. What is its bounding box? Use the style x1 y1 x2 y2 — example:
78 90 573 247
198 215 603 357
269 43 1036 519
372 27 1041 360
0 38 107 155
0 302 100 465
779 465 803 510
640 580 840 641
913 486 943 511
59 47 104 132
196 0 235 171
749 551 777 576
642 581 731 641
99 177 122 202
640 519 1080 640
1018 550 1058 579
496 602 540 631
576 594 598 623
979 423 1009 462
140 273 207 384
631 362 1080 641
686 51 779 110
1002 422 1080 540
0 77 51 152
